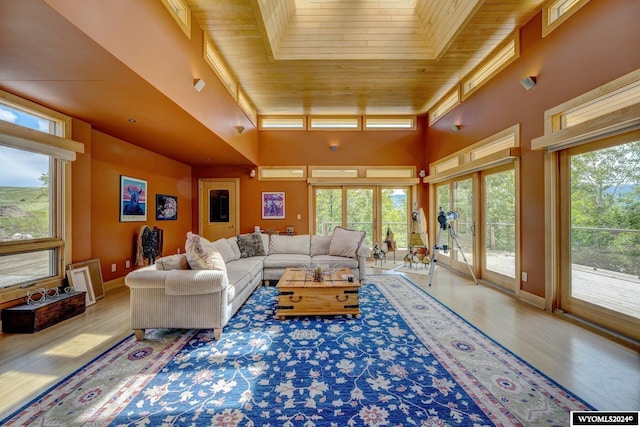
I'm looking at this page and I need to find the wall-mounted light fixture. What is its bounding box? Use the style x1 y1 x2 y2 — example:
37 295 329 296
329 144 338 152
520 76 537 90
193 78 206 92
451 124 461 132
234 125 245 134
419 169 426 178
249 169 256 178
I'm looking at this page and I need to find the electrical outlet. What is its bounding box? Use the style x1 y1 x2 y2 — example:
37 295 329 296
521 272 528 282
126 260 131 268
177 248 181 254
111 263 116 272
297 213 302 220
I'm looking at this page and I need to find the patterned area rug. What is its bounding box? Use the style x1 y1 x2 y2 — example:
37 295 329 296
367 254 432 276
1 275 594 426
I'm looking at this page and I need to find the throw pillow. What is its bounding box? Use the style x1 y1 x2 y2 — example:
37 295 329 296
237 233 266 258
210 238 236 263
329 227 366 259
310 235 332 256
185 232 227 271
155 254 190 270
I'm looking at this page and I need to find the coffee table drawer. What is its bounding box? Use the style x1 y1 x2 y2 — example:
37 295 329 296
277 286 360 318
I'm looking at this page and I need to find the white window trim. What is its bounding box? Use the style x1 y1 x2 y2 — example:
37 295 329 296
0 93 81 301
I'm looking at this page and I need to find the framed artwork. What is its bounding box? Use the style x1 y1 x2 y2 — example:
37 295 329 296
262 191 285 219
156 194 178 220
67 265 96 306
120 176 147 222
67 259 105 300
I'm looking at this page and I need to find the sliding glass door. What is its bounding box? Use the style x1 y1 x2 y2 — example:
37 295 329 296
315 188 342 236
559 134 640 339
481 166 516 290
381 188 409 251
434 183 452 267
346 188 374 248
451 178 474 270
432 169 517 288
314 186 411 251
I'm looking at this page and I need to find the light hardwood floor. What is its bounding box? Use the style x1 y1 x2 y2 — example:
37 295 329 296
0 267 638 419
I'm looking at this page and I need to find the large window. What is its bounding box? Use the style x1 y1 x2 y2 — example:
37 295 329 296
533 69 640 341
0 146 56 289
427 125 519 289
0 91 78 296
314 186 412 251
559 134 640 339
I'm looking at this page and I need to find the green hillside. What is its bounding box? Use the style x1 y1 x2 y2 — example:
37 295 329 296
0 186 49 240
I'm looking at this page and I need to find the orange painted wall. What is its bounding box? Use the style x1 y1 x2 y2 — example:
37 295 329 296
193 117 427 235
77 129 192 282
71 118 93 262
424 0 640 297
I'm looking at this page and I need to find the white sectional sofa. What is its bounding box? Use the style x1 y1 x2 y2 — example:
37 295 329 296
125 229 369 340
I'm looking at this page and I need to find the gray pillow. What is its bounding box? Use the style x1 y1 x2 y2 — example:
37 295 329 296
329 227 366 259
237 233 266 258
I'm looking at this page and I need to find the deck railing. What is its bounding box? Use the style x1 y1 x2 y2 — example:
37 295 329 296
572 226 640 276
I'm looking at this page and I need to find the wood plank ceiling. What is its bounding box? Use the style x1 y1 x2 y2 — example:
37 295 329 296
188 0 546 116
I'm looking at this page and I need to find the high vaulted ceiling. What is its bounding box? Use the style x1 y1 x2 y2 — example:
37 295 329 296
190 0 545 115
0 0 546 166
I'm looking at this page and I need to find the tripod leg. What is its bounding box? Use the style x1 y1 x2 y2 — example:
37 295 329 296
449 226 479 285
427 227 443 287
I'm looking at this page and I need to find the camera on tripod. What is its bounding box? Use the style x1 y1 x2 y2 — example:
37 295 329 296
428 207 478 286
437 207 460 229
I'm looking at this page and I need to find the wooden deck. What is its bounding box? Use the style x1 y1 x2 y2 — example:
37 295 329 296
369 249 640 320
572 264 640 319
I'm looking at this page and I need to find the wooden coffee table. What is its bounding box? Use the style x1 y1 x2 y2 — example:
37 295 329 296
275 267 361 319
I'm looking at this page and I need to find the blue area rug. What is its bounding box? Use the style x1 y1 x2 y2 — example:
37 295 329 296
1 275 594 426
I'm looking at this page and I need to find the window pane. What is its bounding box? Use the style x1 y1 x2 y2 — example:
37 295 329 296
453 179 473 264
381 188 408 250
0 250 56 288
484 170 516 278
209 190 229 222
315 188 342 235
570 140 640 319
436 184 450 212
0 145 51 240
0 103 54 134
346 188 373 248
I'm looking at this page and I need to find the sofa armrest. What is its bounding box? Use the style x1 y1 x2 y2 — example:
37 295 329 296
357 243 371 258
125 267 228 296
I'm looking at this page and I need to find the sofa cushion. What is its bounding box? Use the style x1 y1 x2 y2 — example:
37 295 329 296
329 227 366 259
259 233 270 255
155 253 190 270
311 255 359 269
263 253 311 269
225 270 251 304
210 238 237 263
237 233 266 258
185 232 227 271
226 257 264 282
270 234 310 255
310 235 332 256
225 236 242 261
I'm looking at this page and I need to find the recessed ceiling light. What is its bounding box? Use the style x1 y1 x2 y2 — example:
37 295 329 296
128 118 137 123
